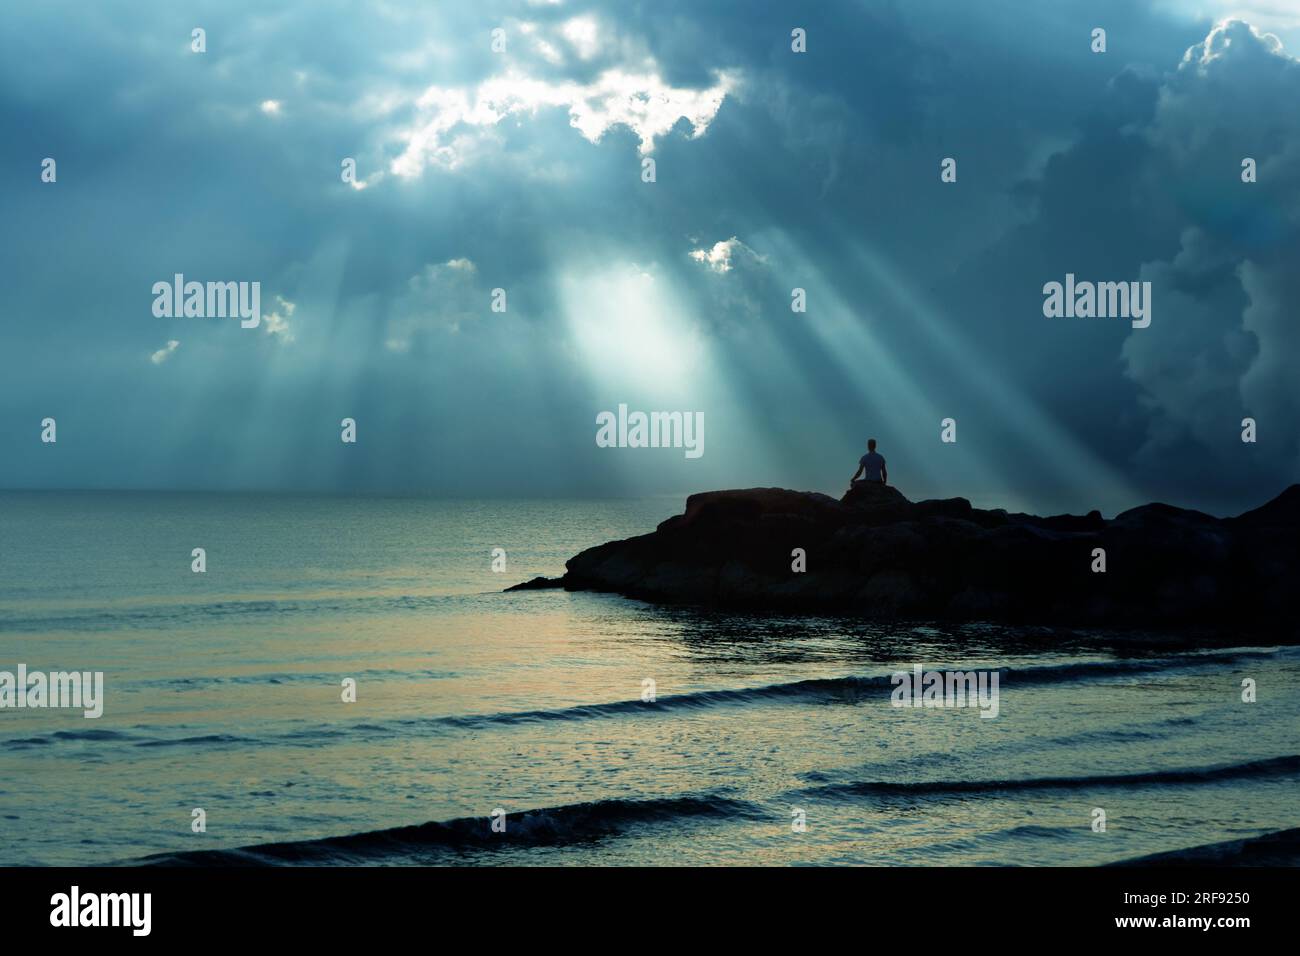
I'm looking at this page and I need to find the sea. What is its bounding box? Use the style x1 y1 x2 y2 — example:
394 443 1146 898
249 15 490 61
1 491 1296 866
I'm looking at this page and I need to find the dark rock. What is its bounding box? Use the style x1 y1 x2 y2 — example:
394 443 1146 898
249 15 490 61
913 497 974 521
838 481 913 524
1231 484 1300 528
509 484 1300 641
660 487 844 532
1036 509 1105 532
504 576 565 591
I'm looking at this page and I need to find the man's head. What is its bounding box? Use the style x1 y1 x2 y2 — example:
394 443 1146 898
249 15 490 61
867 439 877 452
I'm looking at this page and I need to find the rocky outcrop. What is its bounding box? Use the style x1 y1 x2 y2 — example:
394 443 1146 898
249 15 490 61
507 483 1300 640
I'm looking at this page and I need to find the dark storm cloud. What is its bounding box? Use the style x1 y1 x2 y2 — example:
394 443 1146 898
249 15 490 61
0 0 1294 512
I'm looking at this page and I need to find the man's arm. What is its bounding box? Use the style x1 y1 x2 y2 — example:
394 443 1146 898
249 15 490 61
881 461 888 485
850 463 864 484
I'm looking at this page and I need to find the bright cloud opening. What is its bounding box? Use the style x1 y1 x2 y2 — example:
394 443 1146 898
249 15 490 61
390 68 737 177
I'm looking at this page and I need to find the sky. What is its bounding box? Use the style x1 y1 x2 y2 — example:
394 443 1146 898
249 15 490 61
1 0 1298 516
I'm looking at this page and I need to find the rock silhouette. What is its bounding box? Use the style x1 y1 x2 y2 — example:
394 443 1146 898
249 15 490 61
508 483 1300 641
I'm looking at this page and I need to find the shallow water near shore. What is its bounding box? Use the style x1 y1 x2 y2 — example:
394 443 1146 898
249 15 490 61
1 491 1296 866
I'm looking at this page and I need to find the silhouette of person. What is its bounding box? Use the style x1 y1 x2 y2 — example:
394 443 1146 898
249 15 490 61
850 438 888 487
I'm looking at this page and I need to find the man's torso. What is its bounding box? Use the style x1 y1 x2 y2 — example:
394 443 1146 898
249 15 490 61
859 451 885 481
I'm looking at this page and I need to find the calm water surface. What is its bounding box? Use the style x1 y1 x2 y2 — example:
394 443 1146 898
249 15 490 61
1 492 1296 865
